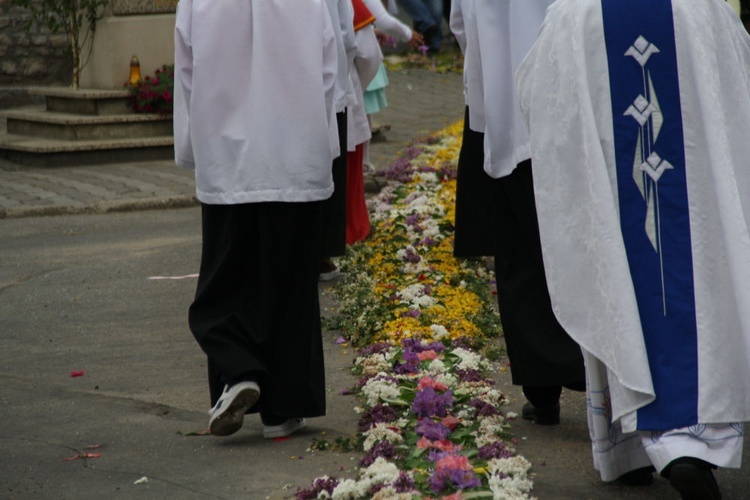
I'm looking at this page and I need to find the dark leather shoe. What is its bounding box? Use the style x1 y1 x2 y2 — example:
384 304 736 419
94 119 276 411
666 458 721 500
616 466 655 486
521 401 560 425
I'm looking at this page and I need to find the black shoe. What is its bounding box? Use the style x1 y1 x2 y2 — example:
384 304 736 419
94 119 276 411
521 401 560 425
422 25 438 50
616 466 655 486
666 458 721 500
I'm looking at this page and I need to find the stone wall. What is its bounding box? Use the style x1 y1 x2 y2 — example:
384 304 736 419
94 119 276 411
0 0 72 87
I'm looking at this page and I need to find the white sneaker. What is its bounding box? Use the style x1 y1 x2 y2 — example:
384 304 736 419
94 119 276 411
318 268 342 282
364 161 377 174
263 418 306 439
208 381 260 436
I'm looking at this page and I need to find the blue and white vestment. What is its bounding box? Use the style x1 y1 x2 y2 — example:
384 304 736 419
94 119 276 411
517 0 750 479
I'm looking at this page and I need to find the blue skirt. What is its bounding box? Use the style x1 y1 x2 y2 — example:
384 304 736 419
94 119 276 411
364 64 389 115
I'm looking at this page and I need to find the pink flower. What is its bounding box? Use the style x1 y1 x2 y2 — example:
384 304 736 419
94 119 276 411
416 437 460 452
417 350 437 361
441 415 462 430
416 436 432 449
417 376 448 392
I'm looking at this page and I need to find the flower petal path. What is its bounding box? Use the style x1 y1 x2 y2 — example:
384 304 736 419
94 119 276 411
298 123 535 499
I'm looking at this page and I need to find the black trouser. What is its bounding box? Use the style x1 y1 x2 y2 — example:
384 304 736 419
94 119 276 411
320 111 348 258
189 202 326 418
453 107 494 258
491 161 586 396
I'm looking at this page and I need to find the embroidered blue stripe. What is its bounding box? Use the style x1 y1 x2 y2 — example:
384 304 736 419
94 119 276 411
601 0 698 430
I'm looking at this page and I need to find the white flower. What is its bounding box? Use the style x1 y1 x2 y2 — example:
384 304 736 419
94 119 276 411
488 475 534 500
414 172 439 184
361 374 401 406
475 415 509 448
434 372 458 389
331 478 366 499
429 324 449 340
361 457 401 484
488 456 533 477
412 294 437 309
362 423 404 451
487 456 534 499
372 487 413 500
355 353 391 376
402 260 431 274
452 347 486 371
427 358 447 374
474 388 507 407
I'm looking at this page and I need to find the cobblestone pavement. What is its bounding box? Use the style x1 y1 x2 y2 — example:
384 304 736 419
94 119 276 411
0 67 465 219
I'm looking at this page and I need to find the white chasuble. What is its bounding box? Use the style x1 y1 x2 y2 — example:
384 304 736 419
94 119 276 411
517 0 750 434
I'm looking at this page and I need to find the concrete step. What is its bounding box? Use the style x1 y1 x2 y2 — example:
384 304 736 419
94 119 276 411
28 87 134 116
2 108 173 141
0 134 174 167
0 87 174 167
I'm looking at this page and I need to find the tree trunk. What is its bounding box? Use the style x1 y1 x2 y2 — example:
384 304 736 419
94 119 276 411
69 3 80 89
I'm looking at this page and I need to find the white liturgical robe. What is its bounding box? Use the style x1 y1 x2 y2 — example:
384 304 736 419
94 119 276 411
174 0 339 205
517 0 750 433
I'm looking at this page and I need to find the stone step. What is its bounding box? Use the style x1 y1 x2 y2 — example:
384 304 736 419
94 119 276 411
2 109 172 141
0 134 174 167
28 87 135 116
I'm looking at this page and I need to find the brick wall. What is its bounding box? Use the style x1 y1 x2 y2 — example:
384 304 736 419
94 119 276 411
0 0 73 87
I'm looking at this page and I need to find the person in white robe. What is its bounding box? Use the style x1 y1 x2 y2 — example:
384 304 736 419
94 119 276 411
174 0 339 438
471 0 587 426
517 0 750 497
320 0 358 281
449 0 494 258
360 0 423 173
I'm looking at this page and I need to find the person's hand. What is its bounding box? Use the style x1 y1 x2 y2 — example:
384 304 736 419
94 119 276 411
409 32 425 51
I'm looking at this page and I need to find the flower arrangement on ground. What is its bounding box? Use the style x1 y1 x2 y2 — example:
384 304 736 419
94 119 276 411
298 124 534 499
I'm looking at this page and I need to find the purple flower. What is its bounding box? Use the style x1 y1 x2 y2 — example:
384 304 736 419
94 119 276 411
412 387 454 418
401 338 446 354
360 441 403 467
357 342 392 357
402 309 421 318
358 403 399 432
296 476 340 499
429 453 482 494
403 146 425 159
394 349 420 374
478 441 513 461
382 157 414 182
416 418 451 441
404 214 421 227
455 368 493 385
469 398 501 417
419 236 437 246
449 337 480 351
400 247 422 264
393 471 416 493
369 482 386 496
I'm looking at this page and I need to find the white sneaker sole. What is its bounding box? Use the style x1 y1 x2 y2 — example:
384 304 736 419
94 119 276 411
208 382 260 437
263 418 306 439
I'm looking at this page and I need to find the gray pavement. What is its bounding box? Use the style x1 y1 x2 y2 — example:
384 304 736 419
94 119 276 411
1 65 749 499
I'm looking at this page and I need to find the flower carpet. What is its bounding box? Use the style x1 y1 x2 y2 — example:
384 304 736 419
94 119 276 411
297 123 535 499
